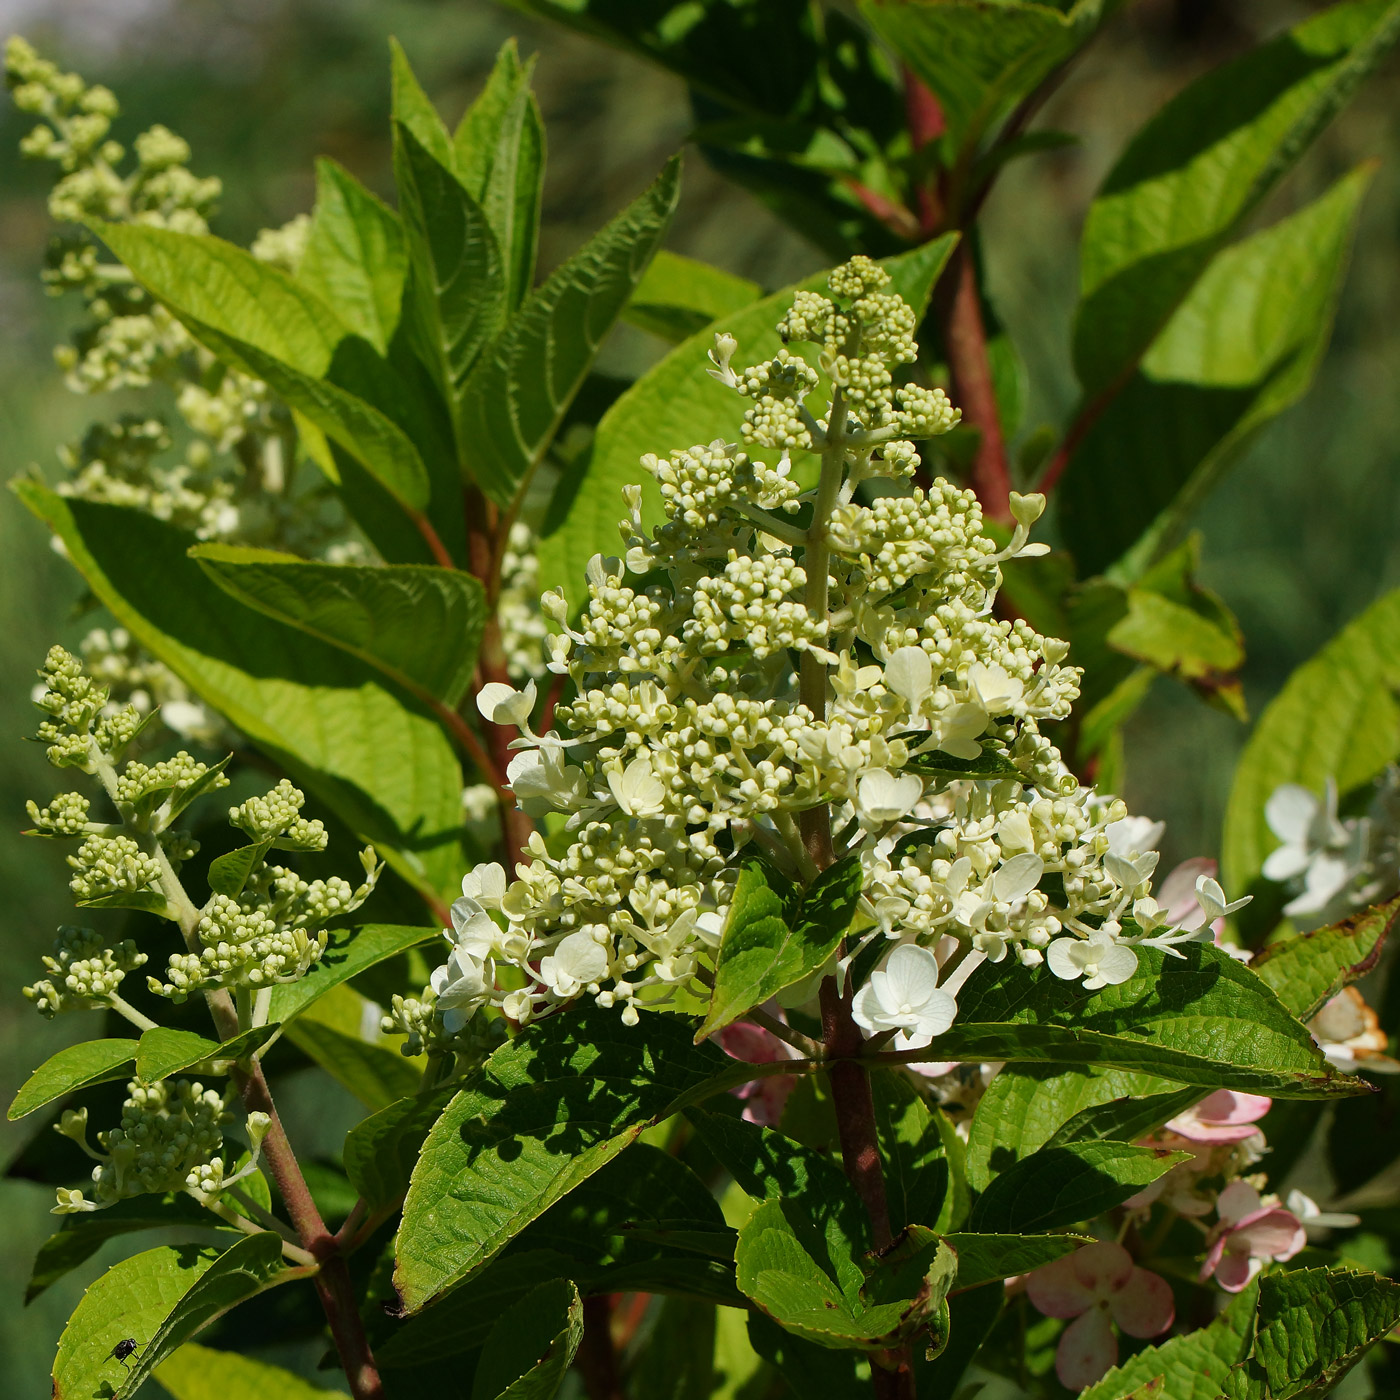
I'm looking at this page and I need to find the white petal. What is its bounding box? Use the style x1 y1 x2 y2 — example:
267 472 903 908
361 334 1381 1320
554 931 609 982
852 980 885 1036
1265 785 1318 844
914 988 958 1038
1261 844 1312 881
1046 938 1086 981
993 852 1044 903
1095 942 1140 986
885 647 932 704
882 943 942 1005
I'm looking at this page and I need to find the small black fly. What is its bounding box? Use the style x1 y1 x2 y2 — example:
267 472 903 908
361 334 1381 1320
110 1338 141 1372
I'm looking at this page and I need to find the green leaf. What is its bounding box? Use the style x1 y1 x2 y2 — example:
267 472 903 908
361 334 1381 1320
903 739 1021 781
52 1234 287 1400
17 486 466 900
342 1084 458 1211
965 1065 1182 1192
859 0 1121 157
872 1071 964 1233
1073 1 1400 399
389 38 455 169
1081 1278 1258 1400
1043 1086 1203 1152
968 1140 1184 1233
74 889 171 917
266 923 438 1024
458 156 681 509
512 1143 741 1303
1224 587 1400 897
394 120 507 414
538 234 957 604
298 158 407 356
917 1281 1006 1400
935 942 1360 1098
155 1341 342 1399
699 856 860 1040
377 1250 576 1371
192 547 486 709
395 1005 729 1311
90 221 344 377
134 1025 279 1083
27 1196 230 1305
284 984 423 1110
9 1038 137 1120
454 40 545 314
747 1312 867 1400
1252 896 1400 1021
1062 164 1375 577
943 1233 1085 1292
206 840 272 899
735 1198 953 1351
180 320 433 513
632 1297 718 1400
471 1279 584 1400
1222 1267 1400 1399
624 249 763 343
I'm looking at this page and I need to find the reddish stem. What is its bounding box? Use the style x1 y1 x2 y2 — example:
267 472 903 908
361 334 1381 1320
411 510 456 570
235 1060 385 1400
577 1294 626 1400
938 242 1012 524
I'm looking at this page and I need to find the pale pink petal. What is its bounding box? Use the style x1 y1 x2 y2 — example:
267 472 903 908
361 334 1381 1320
1071 1241 1134 1297
718 1022 785 1065
1111 1268 1175 1338
1026 1253 1094 1318
910 1060 959 1079
1216 1179 1262 1226
740 1075 795 1126
1237 1210 1306 1262
1214 1248 1260 1293
1055 1306 1118 1390
1168 1090 1272 1143
1159 857 1216 927
1198 1234 1228 1283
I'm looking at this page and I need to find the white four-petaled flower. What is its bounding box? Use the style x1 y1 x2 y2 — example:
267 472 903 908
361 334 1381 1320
852 944 958 1050
1046 930 1138 989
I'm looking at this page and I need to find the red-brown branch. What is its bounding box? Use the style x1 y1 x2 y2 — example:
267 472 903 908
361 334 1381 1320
939 242 1012 524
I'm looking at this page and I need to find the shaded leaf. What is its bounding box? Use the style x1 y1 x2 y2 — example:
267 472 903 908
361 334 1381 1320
27 1196 230 1305
624 249 762 343
458 156 681 508
1062 165 1375 576
298 158 407 355
52 1235 288 1400
969 1140 1184 1234
1073 1 1400 397
192 547 486 709
943 1233 1085 1292
283 985 423 1110
471 1279 583 1400
343 1084 459 1212
395 1005 729 1311
206 841 272 899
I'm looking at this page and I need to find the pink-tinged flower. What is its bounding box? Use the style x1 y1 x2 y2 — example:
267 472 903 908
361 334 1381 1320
715 1010 800 1125
1165 1090 1272 1144
1157 857 1218 929
1200 1180 1305 1292
1026 1241 1175 1390
1308 987 1400 1075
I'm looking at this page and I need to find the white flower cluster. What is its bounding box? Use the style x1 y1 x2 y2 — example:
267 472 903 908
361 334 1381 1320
1262 771 1400 929
50 1083 271 1215
418 258 1244 1039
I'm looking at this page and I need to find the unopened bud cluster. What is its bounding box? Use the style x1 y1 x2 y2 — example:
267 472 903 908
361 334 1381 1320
51 1079 235 1213
24 926 147 1017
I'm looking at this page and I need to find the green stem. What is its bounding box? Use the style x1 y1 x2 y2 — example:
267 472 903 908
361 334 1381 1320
106 992 158 1032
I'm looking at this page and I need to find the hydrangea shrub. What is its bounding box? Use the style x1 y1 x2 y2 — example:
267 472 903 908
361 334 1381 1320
7 8 1400 1400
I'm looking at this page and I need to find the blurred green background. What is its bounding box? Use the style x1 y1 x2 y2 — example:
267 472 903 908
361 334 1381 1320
0 0 1394 1390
